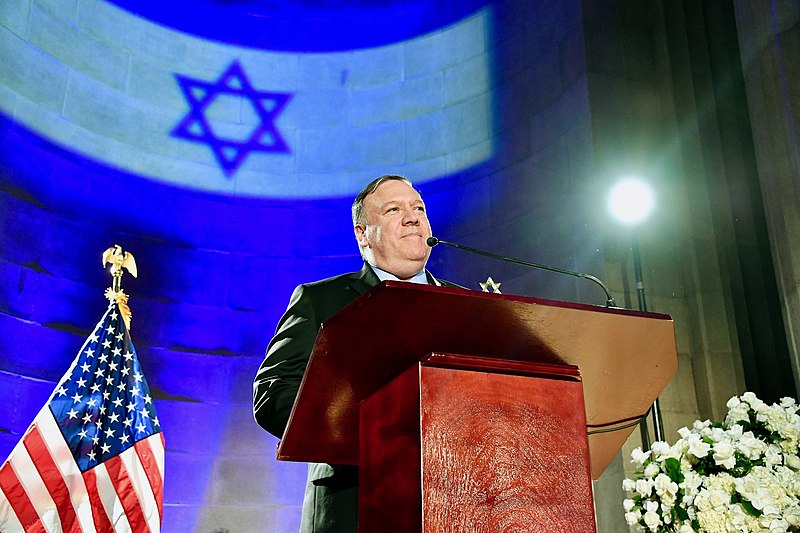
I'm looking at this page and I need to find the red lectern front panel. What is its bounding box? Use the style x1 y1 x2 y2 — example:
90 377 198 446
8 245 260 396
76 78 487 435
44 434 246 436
358 356 596 533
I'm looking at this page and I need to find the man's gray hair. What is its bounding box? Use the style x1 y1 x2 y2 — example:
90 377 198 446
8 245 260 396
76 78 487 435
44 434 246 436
351 175 415 226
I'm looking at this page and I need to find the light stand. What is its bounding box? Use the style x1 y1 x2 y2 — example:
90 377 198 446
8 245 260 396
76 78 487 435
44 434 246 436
608 178 665 447
631 233 666 445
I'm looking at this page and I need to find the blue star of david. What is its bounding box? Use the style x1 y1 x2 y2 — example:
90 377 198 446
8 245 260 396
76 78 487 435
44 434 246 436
171 61 292 176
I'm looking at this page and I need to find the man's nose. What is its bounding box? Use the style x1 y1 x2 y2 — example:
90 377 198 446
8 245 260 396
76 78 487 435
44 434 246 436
402 206 420 225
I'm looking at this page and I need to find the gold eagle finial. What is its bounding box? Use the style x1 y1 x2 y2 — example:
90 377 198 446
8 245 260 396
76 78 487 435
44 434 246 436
102 245 137 330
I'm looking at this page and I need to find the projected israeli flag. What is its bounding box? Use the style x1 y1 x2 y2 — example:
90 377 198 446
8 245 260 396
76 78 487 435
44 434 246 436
0 1 493 198
0 2 499 530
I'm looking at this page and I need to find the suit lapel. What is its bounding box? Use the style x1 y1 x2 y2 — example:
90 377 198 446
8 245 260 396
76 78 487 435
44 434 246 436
348 263 380 296
425 270 441 286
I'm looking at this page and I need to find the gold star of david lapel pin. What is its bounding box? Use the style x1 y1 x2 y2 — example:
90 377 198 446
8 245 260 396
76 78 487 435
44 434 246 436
479 277 502 294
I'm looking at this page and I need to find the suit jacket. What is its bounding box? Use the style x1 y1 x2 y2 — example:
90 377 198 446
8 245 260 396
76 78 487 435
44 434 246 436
254 263 456 532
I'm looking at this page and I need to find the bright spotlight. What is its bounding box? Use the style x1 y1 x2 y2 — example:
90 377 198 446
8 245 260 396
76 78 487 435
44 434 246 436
607 178 655 225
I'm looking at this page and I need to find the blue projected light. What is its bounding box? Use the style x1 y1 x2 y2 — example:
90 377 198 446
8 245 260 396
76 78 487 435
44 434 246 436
172 61 293 176
0 0 503 530
104 0 491 52
0 1 495 199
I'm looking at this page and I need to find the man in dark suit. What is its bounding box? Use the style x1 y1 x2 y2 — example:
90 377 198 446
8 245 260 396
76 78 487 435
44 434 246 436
253 175 456 532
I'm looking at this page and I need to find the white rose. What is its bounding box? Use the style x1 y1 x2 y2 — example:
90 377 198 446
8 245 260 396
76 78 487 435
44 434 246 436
644 462 660 479
643 509 661 530
712 441 736 469
736 432 766 459
686 435 711 458
726 403 750 424
623 498 635 512
758 515 788 532
785 508 800 527
779 397 796 409
625 510 641 525
734 475 758 499
765 444 783 466
654 473 678 497
750 487 775 511
636 478 654 498
741 391 757 404
681 471 703 497
779 419 799 440
651 441 670 458
707 488 729 509
622 478 636 492
786 454 800 470
695 491 712 512
631 447 651 467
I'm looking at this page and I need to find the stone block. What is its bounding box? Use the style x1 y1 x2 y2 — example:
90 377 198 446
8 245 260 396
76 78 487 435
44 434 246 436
0 0 33 39
297 51 351 91
161 451 214 505
0 313 87 383
228 356 264 405
155 398 227 455
209 457 272 506
195 503 301 533
445 139 492 174
401 155 447 183
145 348 231 402
404 109 446 162
351 121 404 169
0 26 68 111
529 101 569 154
29 1 129 91
441 93 490 150
227 255 356 313
0 371 54 434
495 121 533 168
289 89 348 129
442 52 490 104
295 128 351 173
403 9 488 79
128 298 266 355
659 351 700 420
238 51 299 93
354 72 446 129
346 43 403 90
0 80 17 115
0 257 99 327
217 403 279 457
76 1 189 66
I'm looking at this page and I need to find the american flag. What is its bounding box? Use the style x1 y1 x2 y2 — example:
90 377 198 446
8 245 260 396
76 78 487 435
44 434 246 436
0 301 164 532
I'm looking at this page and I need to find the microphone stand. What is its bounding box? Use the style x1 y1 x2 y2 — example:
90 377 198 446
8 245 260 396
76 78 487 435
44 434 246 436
427 237 617 307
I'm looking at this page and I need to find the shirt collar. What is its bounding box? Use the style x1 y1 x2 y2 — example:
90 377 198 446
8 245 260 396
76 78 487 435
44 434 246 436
368 263 430 285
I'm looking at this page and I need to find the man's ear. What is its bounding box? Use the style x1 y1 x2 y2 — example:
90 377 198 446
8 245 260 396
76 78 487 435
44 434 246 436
354 224 369 248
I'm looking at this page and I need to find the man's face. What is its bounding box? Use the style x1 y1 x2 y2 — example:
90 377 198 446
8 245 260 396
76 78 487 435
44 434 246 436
354 180 433 280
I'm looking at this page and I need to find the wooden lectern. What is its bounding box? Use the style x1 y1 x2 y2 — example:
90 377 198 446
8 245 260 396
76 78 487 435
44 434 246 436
277 282 677 532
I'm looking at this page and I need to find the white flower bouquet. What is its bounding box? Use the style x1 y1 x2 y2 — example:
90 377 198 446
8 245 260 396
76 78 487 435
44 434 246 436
622 392 800 532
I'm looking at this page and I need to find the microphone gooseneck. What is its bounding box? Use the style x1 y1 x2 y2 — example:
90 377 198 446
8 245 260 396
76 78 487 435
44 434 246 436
427 236 617 307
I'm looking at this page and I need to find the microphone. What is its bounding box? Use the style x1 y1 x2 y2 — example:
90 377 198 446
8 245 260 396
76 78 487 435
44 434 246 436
427 236 617 307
